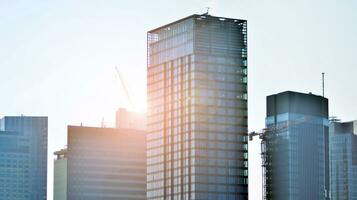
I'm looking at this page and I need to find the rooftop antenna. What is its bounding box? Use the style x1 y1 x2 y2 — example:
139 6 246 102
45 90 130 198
204 7 210 15
322 72 325 97
101 117 106 128
329 116 340 122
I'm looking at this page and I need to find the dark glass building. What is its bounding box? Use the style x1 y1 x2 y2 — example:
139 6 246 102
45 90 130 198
66 126 146 200
330 120 357 199
265 91 329 200
0 116 48 200
147 14 248 199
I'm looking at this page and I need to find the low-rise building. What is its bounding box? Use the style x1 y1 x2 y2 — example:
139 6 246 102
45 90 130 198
54 125 146 200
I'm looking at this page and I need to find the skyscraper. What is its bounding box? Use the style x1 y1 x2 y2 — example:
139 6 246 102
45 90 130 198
264 91 329 200
330 120 357 200
0 116 48 200
147 14 248 199
66 126 146 200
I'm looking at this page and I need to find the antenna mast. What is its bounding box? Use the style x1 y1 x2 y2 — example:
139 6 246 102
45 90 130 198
322 72 325 97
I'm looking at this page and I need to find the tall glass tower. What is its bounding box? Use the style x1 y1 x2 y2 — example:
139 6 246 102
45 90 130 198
0 116 48 200
330 120 357 200
265 91 329 200
147 14 248 199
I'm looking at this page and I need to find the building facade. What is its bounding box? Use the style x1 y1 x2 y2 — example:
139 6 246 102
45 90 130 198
0 116 48 200
54 149 67 200
147 14 248 199
264 91 329 200
66 126 146 200
330 120 357 199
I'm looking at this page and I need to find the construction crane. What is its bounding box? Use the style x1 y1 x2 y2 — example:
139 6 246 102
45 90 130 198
115 66 135 110
250 115 338 200
249 116 312 141
249 115 313 200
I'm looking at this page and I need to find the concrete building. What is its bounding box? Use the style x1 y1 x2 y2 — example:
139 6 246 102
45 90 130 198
147 14 248 199
66 126 146 200
264 91 329 200
54 148 67 200
330 120 357 199
116 108 146 130
0 116 48 200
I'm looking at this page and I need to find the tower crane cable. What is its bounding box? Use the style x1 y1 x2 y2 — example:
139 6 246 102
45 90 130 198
115 66 135 110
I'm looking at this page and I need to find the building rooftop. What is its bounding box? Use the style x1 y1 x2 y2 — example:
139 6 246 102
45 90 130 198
267 91 328 118
54 148 67 160
67 125 146 134
268 90 326 98
148 13 246 33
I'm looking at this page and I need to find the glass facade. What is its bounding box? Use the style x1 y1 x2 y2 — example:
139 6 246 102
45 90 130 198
0 116 48 200
330 121 357 200
147 14 248 200
54 149 67 200
265 91 329 200
67 126 146 200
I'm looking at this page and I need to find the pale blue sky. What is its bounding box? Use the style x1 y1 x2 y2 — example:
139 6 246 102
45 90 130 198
1 0 356 199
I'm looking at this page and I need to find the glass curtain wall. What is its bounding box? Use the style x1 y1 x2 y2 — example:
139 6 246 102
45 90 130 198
147 14 248 200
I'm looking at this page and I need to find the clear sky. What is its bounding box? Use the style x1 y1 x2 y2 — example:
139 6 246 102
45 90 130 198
1 0 356 199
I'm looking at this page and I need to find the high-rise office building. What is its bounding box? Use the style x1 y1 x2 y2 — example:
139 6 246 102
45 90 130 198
147 14 248 199
264 91 329 200
66 126 146 200
330 120 357 199
54 148 67 200
0 116 48 200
